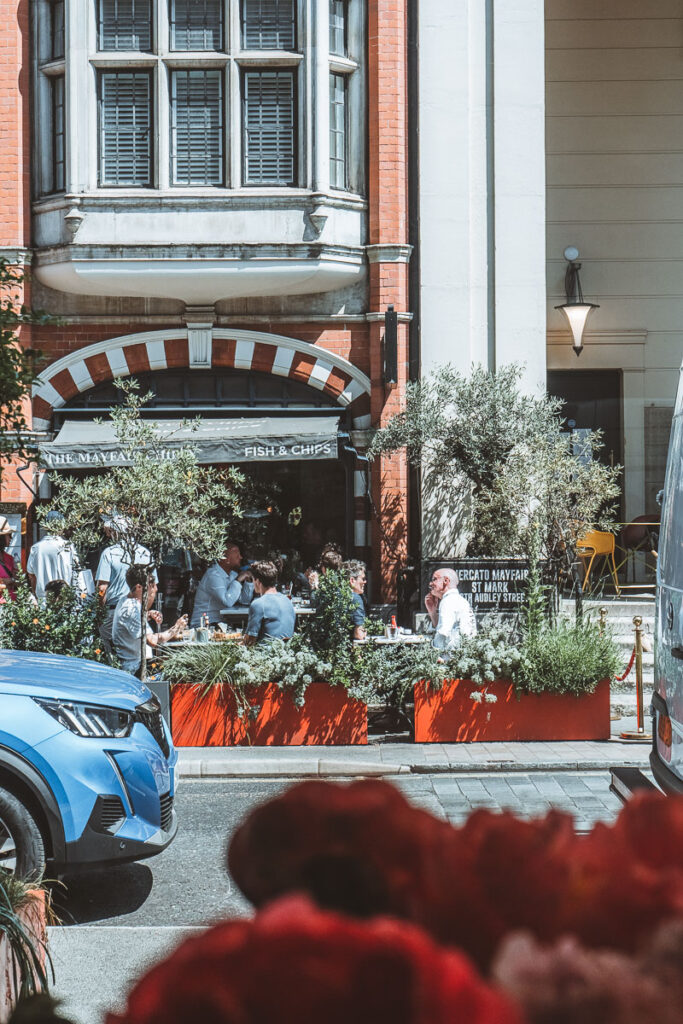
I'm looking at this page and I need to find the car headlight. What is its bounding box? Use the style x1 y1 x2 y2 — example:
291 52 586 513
33 698 133 738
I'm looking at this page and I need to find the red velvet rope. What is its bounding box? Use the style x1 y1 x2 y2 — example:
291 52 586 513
614 647 636 682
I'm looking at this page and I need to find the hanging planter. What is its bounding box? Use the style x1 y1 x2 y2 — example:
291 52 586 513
413 678 611 743
171 681 368 747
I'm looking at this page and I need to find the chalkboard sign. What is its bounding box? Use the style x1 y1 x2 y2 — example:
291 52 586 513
422 558 530 616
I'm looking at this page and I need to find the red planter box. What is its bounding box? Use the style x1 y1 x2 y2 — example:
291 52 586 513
414 678 611 743
171 681 367 746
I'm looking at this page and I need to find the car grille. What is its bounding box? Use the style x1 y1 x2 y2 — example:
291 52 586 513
159 792 174 832
134 704 170 758
98 796 125 832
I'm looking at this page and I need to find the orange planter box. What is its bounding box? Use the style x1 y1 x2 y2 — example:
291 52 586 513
414 678 611 743
171 681 367 747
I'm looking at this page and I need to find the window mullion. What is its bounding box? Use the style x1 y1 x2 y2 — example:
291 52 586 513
313 0 329 191
158 62 170 189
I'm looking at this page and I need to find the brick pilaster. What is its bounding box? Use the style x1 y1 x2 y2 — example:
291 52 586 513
367 0 410 601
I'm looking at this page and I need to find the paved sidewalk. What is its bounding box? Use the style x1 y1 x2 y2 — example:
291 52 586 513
177 727 652 778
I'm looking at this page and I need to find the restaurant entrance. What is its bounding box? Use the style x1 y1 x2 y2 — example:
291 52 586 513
44 366 355 609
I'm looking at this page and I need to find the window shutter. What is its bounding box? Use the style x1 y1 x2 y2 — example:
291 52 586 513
243 70 295 185
51 75 65 192
99 72 152 186
170 0 222 51
171 70 223 185
329 72 346 189
51 0 65 60
329 0 346 56
98 0 152 51
242 0 295 50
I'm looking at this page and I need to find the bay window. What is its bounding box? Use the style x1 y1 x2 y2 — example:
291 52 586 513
34 0 364 196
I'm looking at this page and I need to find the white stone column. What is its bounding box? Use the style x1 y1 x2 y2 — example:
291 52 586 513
418 0 547 392
492 0 547 393
418 0 489 377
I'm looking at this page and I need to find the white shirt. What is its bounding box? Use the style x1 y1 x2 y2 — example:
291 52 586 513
112 596 153 675
96 543 157 608
190 563 254 627
27 535 80 601
432 588 477 653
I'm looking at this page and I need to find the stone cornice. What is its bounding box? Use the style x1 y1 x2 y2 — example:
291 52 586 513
365 244 413 264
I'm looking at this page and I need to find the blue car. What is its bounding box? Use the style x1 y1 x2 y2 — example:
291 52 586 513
0 650 177 879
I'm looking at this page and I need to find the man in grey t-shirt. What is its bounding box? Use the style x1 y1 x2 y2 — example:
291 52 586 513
245 561 295 646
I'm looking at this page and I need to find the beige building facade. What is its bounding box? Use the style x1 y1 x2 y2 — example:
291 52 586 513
546 0 683 528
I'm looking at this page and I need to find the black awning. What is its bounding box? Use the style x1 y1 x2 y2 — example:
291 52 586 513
40 416 340 469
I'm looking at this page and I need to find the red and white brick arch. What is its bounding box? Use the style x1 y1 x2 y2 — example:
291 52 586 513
32 327 372 431
32 327 373 550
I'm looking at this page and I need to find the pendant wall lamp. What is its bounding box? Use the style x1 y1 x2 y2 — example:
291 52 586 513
555 246 599 357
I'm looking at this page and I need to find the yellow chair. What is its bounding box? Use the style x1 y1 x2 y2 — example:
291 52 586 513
577 530 621 595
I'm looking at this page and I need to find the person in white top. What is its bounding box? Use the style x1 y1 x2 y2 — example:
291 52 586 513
425 568 476 657
96 516 157 649
27 511 84 601
113 565 186 677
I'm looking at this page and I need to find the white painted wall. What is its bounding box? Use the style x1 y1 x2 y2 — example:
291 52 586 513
546 0 683 525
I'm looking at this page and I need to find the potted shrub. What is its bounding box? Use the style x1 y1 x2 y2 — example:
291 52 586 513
0 874 50 1021
162 637 368 747
414 609 620 743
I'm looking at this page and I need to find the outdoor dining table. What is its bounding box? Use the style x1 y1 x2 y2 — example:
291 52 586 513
353 634 428 645
219 603 316 618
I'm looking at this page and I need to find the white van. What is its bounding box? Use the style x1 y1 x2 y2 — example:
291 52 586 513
652 361 683 793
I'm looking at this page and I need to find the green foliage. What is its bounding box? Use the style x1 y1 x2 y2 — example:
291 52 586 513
40 379 256 679
0 873 52 1004
0 573 113 665
514 616 621 697
162 633 333 714
369 363 621 566
447 626 522 686
303 570 357 653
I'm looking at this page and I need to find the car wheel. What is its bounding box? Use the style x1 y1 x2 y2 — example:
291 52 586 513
0 787 46 881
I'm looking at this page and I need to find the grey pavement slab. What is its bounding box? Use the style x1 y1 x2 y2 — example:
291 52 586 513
48 926 203 1024
177 735 651 778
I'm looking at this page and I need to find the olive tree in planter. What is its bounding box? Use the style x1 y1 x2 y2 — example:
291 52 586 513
40 380 255 680
369 363 621 582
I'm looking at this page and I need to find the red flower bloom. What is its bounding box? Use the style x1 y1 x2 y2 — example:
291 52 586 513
106 897 522 1024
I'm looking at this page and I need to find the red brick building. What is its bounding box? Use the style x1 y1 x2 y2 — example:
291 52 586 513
0 0 412 601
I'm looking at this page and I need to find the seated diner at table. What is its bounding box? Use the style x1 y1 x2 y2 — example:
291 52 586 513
244 560 296 646
344 559 368 641
304 543 344 592
113 565 187 676
191 542 254 627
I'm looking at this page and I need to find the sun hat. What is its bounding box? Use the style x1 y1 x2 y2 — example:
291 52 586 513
0 516 14 536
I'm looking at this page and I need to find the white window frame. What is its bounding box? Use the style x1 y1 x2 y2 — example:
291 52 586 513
32 0 365 199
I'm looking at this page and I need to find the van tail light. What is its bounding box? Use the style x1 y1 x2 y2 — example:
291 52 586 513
658 711 673 762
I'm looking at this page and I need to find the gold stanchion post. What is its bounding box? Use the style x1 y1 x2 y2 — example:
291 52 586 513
620 615 652 742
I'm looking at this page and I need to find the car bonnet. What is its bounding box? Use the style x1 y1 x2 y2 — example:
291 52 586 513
0 650 151 711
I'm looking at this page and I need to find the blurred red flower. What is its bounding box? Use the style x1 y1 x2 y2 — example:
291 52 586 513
227 781 683 971
106 897 522 1024
227 779 454 923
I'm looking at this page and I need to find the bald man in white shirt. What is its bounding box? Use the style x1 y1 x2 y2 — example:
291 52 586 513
425 568 476 657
